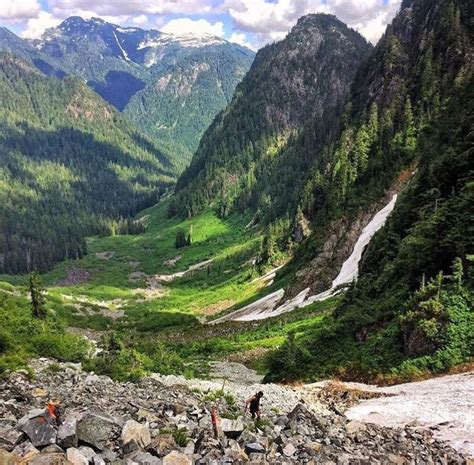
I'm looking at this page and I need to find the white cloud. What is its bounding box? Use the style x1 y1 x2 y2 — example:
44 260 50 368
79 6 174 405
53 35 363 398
161 18 225 37
223 0 328 34
0 0 41 22
21 11 62 38
48 0 214 17
332 0 401 44
223 0 401 47
132 14 148 26
229 31 253 49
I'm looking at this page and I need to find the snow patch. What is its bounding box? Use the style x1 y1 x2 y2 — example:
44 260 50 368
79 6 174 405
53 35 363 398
213 195 398 323
112 30 131 62
138 32 226 50
116 27 139 34
346 372 474 458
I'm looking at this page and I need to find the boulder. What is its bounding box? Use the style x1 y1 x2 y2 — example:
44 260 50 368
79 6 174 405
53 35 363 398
66 447 89 465
136 409 159 423
57 417 78 449
220 418 245 439
18 410 57 447
28 453 71 465
0 422 23 451
147 435 176 458
127 451 162 464
11 441 40 464
162 451 192 465
244 442 266 454
304 441 322 455
77 412 118 451
41 444 64 454
345 421 367 435
121 420 151 453
225 440 248 462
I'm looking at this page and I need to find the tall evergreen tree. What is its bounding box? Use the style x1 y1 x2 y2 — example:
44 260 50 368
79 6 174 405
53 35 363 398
29 271 46 320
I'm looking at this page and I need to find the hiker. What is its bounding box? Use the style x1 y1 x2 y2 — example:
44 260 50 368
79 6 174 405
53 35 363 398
246 391 263 419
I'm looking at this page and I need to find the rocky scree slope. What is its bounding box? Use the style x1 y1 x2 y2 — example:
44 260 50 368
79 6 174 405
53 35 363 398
0 360 468 464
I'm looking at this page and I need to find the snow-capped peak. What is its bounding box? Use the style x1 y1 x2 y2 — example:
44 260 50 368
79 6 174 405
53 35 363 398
139 32 226 50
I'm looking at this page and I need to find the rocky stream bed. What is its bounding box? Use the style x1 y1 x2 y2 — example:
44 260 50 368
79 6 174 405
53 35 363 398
0 359 470 464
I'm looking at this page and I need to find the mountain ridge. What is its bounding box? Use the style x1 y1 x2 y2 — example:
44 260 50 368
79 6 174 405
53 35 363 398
0 17 254 166
173 13 372 218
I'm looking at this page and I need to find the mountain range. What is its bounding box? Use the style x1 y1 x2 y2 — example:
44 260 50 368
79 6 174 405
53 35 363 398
0 17 254 165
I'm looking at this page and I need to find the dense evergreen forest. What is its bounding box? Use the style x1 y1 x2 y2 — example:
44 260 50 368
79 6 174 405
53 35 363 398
266 0 474 381
267 77 474 381
0 53 176 274
172 14 371 219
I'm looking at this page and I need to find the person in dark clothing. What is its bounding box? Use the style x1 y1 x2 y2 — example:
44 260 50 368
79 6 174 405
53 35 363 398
246 391 263 419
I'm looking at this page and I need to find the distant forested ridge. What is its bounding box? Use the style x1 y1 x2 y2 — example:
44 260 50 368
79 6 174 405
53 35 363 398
173 14 372 219
0 53 175 274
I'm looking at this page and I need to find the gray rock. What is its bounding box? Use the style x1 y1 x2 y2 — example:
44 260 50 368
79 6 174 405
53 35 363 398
127 451 162 465
18 411 57 447
93 456 106 465
162 451 192 465
11 441 39 463
28 452 70 465
41 444 64 454
98 448 118 462
346 421 367 435
147 434 176 458
121 420 151 453
67 447 89 465
245 442 266 454
78 445 97 461
57 416 78 449
0 423 23 452
282 442 297 456
77 411 118 451
220 417 244 439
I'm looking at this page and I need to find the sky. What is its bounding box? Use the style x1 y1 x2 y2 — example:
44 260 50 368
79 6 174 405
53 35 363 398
0 0 402 50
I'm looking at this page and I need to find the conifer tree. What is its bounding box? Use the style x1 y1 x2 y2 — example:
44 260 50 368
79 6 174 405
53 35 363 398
29 271 46 320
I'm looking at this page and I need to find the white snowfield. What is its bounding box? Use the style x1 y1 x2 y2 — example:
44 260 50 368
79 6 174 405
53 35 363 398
213 195 398 323
345 372 474 458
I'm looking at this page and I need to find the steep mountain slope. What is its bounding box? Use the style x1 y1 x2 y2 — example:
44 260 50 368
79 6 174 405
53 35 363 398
0 53 176 274
266 0 473 381
173 14 371 218
11 17 254 165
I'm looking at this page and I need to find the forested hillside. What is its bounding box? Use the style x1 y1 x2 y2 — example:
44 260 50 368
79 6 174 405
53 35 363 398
0 53 175 274
173 14 371 218
0 17 254 166
266 0 474 381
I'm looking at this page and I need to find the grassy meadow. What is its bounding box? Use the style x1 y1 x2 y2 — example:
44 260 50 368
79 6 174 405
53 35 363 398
0 199 336 379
